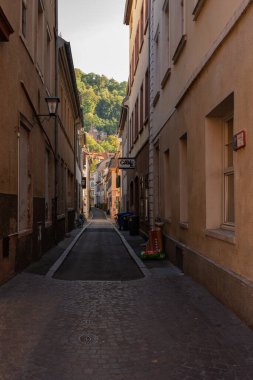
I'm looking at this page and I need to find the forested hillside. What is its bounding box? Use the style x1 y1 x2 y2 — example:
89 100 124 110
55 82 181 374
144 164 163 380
75 69 127 136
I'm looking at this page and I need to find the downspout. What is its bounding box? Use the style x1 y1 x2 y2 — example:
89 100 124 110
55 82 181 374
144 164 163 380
54 0 59 242
74 119 77 215
148 0 152 228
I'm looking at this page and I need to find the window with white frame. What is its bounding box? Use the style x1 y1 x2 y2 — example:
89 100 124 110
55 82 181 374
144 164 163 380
164 149 171 220
205 93 235 232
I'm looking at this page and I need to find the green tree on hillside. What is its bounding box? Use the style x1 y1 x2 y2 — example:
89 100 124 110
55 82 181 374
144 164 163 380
75 69 127 136
86 134 105 153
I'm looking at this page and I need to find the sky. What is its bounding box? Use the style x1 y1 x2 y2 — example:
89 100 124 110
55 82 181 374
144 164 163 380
58 0 129 83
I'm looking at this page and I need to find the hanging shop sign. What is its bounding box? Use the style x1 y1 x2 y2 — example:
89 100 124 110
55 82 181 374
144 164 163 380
118 158 136 169
81 177 86 188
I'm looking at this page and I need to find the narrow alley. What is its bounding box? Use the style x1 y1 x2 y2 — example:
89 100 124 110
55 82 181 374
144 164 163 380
0 209 253 380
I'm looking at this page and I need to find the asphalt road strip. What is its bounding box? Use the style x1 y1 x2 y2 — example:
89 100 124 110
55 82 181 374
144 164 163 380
112 225 150 277
46 222 92 279
46 220 149 279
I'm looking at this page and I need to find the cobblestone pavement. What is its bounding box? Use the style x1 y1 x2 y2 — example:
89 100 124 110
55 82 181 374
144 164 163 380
1 218 253 379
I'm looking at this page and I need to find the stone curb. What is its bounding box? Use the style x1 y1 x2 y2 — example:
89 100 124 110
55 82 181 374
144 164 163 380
112 225 150 278
46 222 92 278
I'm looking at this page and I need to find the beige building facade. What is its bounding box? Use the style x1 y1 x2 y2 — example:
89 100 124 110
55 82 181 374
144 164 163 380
0 1 82 283
148 0 253 325
124 0 150 234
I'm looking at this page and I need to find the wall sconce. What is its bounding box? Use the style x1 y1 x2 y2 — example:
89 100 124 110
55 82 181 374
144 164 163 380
45 96 60 116
37 96 60 121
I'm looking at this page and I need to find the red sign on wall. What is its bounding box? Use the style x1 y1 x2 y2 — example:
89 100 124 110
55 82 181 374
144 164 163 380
233 130 246 151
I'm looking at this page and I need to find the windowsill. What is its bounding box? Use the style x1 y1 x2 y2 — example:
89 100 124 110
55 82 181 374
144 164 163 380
0 6 14 41
164 217 172 224
144 20 148 35
205 228 235 244
179 221 189 230
152 91 160 107
161 67 171 89
45 221 52 228
172 34 187 64
36 63 44 84
57 214 65 221
192 0 206 21
18 228 33 238
19 33 35 64
139 38 144 53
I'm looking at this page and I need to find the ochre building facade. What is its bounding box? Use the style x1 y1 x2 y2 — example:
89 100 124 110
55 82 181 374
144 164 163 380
0 1 82 283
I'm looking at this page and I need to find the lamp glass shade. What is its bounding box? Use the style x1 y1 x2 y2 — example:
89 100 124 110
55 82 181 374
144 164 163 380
45 97 60 116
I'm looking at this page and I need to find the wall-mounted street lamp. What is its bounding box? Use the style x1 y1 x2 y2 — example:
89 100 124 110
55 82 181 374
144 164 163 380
45 96 60 116
35 96 60 124
31 96 60 158
37 96 60 119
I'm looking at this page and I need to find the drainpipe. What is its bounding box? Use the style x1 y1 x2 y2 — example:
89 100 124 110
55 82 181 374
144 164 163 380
54 0 59 242
74 119 78 215
148 0 152 228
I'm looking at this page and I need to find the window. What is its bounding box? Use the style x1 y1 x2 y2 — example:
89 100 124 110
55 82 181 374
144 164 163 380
144 174 149 221
192 0 207 20
19 121 32 231
140 83 144 132
130 51 134 85
172 0 186 64
59 161 65 215
21 0 27 38
37 0 44 73
180 0 184 36
164 149 171 219
145 69 149 122
45 27 52 91
134 23 140 71
161 0 171 88
154 144 161 219
154 24 160 96
130 15 133 36
179 133 188 224
223 118 234 225
144 0 149 33
131 111 134 148
140 4 144 49
0 6 14 42
45 150 52 221
205 93 235 232
67 171 74 208
129 115 132 152
130 181 134 206
134 97 139 141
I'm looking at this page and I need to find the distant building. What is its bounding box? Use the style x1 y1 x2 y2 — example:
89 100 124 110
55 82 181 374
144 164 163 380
118 97 129 213
94 158 111 210
105 157 121 218
88 127 98 141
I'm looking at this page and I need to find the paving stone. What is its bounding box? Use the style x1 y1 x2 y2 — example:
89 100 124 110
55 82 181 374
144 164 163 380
0 214 253 379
